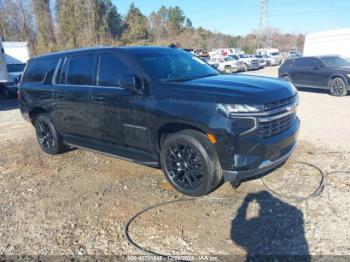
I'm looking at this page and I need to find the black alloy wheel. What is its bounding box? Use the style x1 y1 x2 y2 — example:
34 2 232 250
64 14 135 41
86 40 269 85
329 77 348 97
37 121 55 151
160 129 222 196
165 142 204 191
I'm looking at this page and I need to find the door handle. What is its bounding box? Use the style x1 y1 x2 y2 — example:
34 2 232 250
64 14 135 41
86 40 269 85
91 95 104 102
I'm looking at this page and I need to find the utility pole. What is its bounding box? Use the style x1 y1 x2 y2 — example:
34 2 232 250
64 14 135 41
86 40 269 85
257 0 269 49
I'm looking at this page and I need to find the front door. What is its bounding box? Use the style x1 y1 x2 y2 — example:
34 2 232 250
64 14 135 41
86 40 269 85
90 52 149 151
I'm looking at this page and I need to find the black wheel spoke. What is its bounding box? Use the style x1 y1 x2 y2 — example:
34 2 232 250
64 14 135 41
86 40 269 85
165 141 204 191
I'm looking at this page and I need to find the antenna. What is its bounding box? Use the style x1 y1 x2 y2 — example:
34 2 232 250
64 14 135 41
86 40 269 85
257 0 269 49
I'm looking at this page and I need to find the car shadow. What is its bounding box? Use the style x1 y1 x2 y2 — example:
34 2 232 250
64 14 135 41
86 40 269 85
0 98 19 111
231 191 310 261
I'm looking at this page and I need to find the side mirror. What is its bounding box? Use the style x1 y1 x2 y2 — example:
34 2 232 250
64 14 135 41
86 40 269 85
119 75 143 94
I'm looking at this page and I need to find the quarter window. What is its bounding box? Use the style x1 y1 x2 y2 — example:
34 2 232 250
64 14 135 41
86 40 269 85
97 53 132 87
22 57 59 83
66 55 94 85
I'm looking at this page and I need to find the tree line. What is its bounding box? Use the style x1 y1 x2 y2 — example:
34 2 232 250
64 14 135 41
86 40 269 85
0 0 305 55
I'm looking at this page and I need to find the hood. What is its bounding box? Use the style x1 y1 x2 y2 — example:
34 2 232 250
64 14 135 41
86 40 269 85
181 74 296 104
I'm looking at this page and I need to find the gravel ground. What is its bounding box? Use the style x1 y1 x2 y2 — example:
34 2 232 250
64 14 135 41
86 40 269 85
0 68 350 258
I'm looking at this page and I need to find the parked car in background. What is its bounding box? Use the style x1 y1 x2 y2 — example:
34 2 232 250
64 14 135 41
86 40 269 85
19 46 299 196
253 54 267 69
209 56 238 73
256 48 282 65
279 55 350 96
236 54 260 70
200 56 219 70
228 55 246 72
3 42 30 97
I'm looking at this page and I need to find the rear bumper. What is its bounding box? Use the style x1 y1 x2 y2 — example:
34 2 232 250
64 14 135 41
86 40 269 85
223 142 296 183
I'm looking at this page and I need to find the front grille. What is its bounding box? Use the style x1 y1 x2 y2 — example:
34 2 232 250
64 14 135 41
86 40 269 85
258 112 297 138
258 95 298 138
263 95 297 112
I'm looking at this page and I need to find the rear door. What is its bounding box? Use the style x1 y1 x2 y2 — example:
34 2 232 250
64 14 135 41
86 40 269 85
291 58 309 86
51 53 96 139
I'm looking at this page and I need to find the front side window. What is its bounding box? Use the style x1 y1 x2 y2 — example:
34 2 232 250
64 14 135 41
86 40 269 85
134 49 218 82
66 55 94 85
97 53 133 87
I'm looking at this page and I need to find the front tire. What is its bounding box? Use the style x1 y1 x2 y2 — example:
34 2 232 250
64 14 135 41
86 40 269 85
160 130 222 197
328 77 348 96
34 114 67 155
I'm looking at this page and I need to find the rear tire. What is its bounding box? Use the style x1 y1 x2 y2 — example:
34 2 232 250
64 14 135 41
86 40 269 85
328 77 348 96
34 114 67 155
160 129 222 197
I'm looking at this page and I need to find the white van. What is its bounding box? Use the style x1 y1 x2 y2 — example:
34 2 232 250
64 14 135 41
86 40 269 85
304 28 350 58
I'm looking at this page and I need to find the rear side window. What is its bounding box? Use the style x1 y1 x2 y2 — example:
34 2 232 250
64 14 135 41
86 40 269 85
66 55 94 85
22 57 59 83
283 59 294 67
97 53 132 87
294 58 307 67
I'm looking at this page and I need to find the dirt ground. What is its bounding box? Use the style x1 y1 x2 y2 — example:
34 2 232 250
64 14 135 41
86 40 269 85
0 68 350 258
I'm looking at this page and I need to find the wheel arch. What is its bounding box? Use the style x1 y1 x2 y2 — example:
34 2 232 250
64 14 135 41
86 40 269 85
329 74 349 87
156 122 208 153
29 107 48 124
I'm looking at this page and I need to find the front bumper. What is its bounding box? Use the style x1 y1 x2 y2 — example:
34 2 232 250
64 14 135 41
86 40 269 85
223 142 296 183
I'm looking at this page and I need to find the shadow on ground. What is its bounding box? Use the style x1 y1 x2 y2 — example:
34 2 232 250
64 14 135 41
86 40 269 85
231 191 310 261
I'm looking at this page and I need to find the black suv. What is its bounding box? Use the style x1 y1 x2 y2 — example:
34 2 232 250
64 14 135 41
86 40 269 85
19 47 299 196
279 55 350 96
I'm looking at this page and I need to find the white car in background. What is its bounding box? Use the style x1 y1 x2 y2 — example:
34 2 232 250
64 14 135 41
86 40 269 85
253 54 267 68
233 54 260 70
263 54 281 66
209 56 239 73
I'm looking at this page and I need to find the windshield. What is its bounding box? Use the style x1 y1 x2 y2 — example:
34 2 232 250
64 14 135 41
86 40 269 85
255 55 263 58
320 56 350 67
271 52 280 56
229 55 239 60
134 49 219 81
239 54 250 58
224 57 234 61
7 63 26 72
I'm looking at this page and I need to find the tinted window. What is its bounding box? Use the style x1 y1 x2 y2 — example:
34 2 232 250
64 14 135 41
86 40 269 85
320 56 350 67
306 58 321 68
7 63 26 72
282 59 293 67
22 57 59 83
98 53 132 87
66 55 94 85
134 49 218 81
294 58 307 67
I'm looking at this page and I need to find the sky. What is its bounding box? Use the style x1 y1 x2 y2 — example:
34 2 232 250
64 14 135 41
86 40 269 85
112 0 350 36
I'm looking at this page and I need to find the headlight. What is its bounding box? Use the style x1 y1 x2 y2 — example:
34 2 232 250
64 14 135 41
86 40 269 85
346 73 350 78
217 103 262 116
